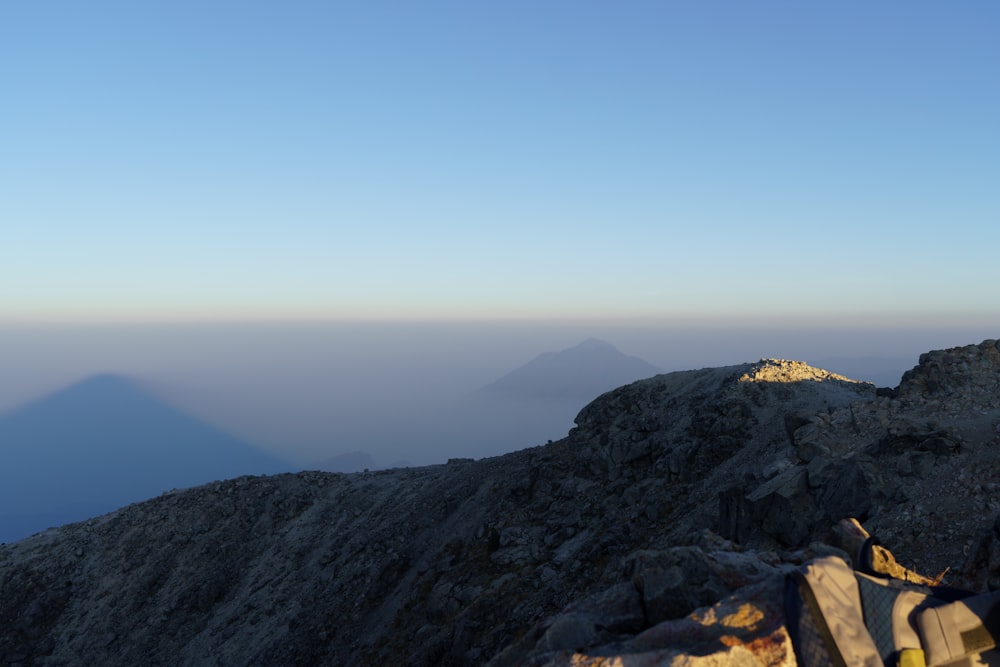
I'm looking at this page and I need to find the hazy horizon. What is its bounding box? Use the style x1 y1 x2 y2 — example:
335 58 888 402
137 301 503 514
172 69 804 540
2 320 995 467
3 2 998 539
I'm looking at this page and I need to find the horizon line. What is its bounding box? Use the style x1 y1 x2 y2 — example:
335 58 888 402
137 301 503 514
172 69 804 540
1 313 998 331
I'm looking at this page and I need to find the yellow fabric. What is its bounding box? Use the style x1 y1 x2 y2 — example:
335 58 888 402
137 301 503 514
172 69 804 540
899 648 926 667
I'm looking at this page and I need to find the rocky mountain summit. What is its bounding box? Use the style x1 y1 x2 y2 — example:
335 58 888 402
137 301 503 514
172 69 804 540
2 340 999 665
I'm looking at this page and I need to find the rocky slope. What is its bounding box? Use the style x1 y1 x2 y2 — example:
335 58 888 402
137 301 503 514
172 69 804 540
2 340 999 666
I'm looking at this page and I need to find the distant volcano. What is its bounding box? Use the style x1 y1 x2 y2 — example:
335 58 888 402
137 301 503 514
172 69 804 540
479 338 661 401
314 450 378 473
0 374 289 543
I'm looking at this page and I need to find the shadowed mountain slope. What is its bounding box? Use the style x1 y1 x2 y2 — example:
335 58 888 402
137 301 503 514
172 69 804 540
0 374 289 543
479 338 661 401
2 341 1000 665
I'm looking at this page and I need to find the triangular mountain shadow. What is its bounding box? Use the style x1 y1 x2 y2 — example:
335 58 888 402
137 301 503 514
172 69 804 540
0 374 290 543
479 338 662 401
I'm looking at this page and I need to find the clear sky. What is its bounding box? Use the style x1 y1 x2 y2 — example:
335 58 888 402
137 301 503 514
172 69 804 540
3 1 998 325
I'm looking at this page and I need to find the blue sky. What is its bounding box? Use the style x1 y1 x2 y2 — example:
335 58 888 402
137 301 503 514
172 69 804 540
3 1 998 325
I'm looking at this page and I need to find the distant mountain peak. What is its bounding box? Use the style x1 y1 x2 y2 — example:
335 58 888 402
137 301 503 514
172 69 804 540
573 337 614 349
13 373 152 411
314 450 377 473
68 373 139 389
480 339 661 401
81 372 129 383
564 338 619 354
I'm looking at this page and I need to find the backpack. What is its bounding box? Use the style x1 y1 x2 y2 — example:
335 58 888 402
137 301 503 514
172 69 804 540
786 555 1000 667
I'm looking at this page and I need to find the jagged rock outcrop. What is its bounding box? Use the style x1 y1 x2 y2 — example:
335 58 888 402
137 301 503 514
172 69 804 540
568 358 875 549
1 340 998 665
716 341 1000 571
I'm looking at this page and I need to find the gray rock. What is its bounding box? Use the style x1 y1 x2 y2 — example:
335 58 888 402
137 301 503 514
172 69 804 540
2 340 1000 665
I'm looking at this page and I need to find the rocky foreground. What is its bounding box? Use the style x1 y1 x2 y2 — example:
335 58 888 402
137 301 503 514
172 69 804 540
2 340 1000 665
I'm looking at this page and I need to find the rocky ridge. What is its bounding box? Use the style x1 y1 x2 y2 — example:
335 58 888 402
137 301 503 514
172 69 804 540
2 339 999 665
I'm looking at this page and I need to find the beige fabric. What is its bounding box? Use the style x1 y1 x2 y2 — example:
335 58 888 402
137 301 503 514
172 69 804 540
934 649 1000 666
894 589 937 650
917 591 1000 667
801 556 883 667
854 569 941 654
